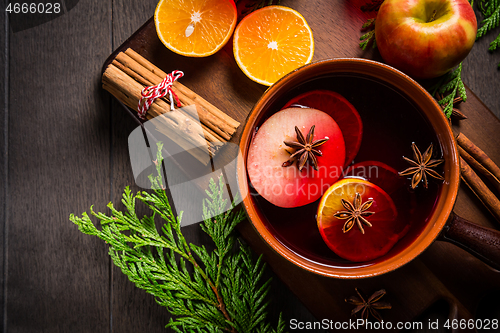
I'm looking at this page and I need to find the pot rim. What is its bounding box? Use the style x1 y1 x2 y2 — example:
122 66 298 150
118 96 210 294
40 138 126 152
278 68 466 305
237 58 460 279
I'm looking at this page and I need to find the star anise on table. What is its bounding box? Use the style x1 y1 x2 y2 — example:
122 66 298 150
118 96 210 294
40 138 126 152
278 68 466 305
436 92 467 120
333 192 375 234
282 125 328 171
399 143 444 189
346 288 392 322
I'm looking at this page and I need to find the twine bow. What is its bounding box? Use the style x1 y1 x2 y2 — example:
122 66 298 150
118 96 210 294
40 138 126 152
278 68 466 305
137 70 184 119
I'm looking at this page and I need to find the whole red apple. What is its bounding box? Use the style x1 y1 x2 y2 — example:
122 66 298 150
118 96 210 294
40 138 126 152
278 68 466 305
375 0 477 79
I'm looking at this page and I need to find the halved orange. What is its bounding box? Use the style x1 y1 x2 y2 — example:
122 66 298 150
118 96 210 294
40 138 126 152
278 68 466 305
317 178 402 262
233 5 314 86
155 0 237 57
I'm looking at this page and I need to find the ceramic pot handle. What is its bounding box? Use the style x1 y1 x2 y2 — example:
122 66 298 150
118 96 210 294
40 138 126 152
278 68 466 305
440 212 500 270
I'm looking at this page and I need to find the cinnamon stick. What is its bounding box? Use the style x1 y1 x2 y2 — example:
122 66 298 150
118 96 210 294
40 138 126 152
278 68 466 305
460 157 500 223
102 64 213 164
112 60 152 86
124 48 240 129
103 82 210 154
102 47 242 165
115 51 238 140
108 60 221 145
456 133 500 184
458 146 500 194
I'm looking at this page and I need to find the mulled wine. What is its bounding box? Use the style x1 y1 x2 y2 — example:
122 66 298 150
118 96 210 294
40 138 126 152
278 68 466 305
247 73 442 266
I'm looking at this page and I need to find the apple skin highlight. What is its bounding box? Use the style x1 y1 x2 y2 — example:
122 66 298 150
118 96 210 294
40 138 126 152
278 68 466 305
375 0 477 79
247 108 346 208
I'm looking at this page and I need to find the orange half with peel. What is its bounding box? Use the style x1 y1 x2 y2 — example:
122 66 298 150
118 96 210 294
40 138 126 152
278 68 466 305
233 5 314 86
317 178 402 262
155 0 237 57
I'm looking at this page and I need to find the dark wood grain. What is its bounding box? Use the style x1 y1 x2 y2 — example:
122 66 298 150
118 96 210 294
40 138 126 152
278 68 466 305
462 7 500 119
5 1 112 331
1 5 7 331
3 0 500 332
110 1 173 332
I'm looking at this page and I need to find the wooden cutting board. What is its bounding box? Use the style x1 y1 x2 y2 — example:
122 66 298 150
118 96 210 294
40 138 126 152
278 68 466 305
103 0 500 330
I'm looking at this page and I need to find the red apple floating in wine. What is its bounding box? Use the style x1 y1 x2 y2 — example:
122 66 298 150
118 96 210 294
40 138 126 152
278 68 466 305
282 90 363 167
247 108 346 208
375 0 477 79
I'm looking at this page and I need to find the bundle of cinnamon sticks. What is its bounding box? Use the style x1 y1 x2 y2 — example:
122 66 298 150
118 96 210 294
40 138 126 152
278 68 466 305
102 48 240 164
457 133 500 223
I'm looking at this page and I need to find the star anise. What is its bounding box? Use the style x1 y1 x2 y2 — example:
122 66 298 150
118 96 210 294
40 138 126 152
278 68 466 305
399 143 444 189
346 288 392 322
333 192 374 234
436 92 467 120
282 125 328 171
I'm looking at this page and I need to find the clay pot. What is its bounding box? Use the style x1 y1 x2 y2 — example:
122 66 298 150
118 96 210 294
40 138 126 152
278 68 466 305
237 58 500 278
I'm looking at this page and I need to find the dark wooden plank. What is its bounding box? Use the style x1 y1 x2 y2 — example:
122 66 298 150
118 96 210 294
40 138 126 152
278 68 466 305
110 2 171 332
1 6 7 331
462 7 500 118
6 1 112 331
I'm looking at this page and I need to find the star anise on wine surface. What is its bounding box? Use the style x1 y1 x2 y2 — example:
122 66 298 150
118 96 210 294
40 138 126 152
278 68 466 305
282 125 328 171
333 192 375 234
346 288 392 322
399 143 444 189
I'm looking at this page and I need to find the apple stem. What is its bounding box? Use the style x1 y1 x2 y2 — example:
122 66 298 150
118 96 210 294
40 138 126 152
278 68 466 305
429 10 437 22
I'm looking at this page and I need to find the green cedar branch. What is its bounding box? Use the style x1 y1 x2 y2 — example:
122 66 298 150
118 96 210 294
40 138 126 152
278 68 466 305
70 142 286 333
489 33 500 67
360 19 377 50
431 63 467 118
475 0 500 66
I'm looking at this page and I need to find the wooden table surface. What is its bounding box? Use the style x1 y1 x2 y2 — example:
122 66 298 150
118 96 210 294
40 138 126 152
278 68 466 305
1 1 500 332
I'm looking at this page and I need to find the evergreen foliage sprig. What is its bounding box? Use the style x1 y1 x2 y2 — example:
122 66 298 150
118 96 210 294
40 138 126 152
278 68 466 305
360 18 377 50
70 143 286 333
432 63 467 118
358 0 381 50
476 0 500 67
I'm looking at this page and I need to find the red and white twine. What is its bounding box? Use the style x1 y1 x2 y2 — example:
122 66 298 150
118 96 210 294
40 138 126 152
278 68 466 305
137 70 184 119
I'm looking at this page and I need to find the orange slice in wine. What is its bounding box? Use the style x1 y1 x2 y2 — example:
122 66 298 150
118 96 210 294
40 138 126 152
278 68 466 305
317 178 401 262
